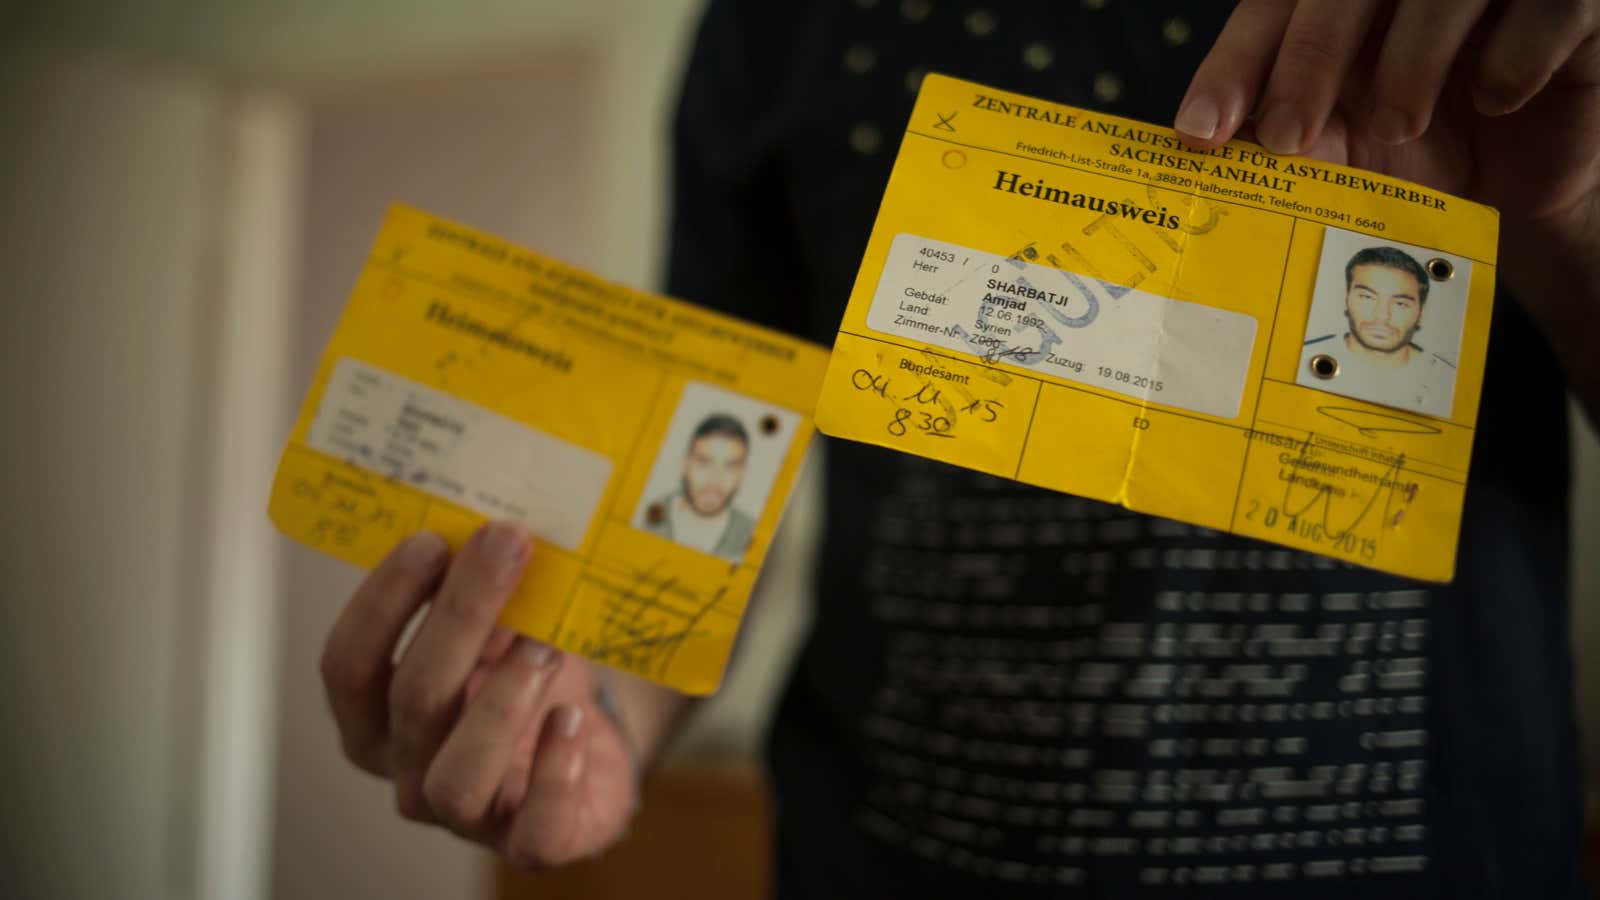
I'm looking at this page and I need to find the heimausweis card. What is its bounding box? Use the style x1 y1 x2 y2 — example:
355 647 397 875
814 74 1498 582
270 205 828 694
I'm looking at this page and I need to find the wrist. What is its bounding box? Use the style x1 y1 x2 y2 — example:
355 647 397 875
1505 190 1600 263
1499 184 1600 303
589 666 696 776
592 666 643 782
1498 190 1600 425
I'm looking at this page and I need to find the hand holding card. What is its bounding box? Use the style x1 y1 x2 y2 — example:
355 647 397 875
271 205 828 694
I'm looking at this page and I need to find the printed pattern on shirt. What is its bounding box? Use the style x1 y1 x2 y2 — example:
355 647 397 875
851 458 1433 889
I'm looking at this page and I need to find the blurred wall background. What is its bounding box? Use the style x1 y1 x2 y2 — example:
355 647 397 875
2 2 1595 899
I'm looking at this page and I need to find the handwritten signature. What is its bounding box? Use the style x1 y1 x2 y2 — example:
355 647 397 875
1251 430 1419 562
578 563 728 679
1316 405 1442 439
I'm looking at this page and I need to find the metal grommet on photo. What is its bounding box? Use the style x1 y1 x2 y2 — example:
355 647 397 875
1309 353 1340 380
1426 257 1454 281
645 502 666 525
760 413 781 436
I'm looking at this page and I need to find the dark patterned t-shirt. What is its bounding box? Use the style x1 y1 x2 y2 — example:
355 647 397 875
664 2 1588 897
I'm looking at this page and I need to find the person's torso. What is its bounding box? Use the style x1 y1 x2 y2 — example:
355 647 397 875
681 3 1587 897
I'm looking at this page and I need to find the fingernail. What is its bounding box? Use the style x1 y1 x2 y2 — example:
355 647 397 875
1369 105 1411 145
1175 95 1219 141
1256 104 1303 154
479 521 529 571
552 704 584 740
515 638 559 670
1473 82 1519 117
395 531 447 571
564 743 586 783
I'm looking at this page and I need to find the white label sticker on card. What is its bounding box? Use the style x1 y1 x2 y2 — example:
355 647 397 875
306 356 612 551
866 233 1259 418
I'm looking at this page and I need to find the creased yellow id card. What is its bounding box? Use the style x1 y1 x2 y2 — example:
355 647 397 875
270 205 828 693
815 74 1497 582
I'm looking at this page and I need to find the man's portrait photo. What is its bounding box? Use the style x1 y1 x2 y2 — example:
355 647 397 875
1297 228 1470 419
635 381 798 562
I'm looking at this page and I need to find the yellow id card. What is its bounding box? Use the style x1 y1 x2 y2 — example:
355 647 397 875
270 205 828 693
815 74 1497 582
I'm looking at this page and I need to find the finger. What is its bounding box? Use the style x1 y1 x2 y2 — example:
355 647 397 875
1474 0 1597 115
422 638 562 837
1176 0 1295 148
494 655 584 819
1366 0 1490 143
1254 0 1384 154
504 704 590 869
388 521 532 821
320 531 448 776
479 625 518 667
464 627 520 704
1303 108 1353 165
491 712 544 819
